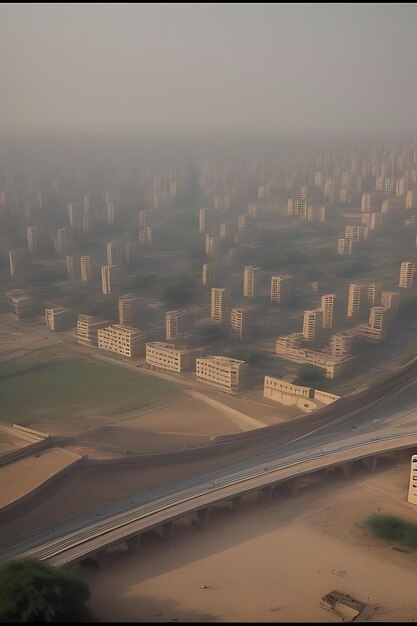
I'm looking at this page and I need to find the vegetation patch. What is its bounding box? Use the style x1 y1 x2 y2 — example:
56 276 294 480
365 514 417 549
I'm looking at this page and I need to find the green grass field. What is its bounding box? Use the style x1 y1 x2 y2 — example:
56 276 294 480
0 351 178 426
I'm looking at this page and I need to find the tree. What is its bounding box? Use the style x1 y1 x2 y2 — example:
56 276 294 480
0 558 92 623
296 363 324 385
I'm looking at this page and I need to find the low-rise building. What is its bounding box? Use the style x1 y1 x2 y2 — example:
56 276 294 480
195 356 249 393
97 324 147 357
77 315 111 346
6 289 37 319
45 307 75 331
146 342 191 373
263 376 339 412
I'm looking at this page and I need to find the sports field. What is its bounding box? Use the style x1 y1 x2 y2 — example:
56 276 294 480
0 350 178 426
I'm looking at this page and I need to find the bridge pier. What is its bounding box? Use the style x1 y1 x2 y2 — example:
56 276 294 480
363 457 378 473
196 507 211 529
126 535 141 553
162 521 174 541
338 462 353 479
259 485 273 504
232 496 242 510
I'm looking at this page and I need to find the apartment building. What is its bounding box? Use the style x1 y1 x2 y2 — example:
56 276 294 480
263 376 339 413
330 331 355 358
6 290 37 319
347 283 367 317
97 324 147 357
27 225 47 254
345 225 368 241
54 228 73 256
77 315 110 346
337 237 354 256
45 307 75 331
107 241 124 267
275 335 355 379
199 208 212 233
399 261 416 288
271 275 292 304
118 294 140 326
9 247 30 278
66 255 81 280
146 342 191 373
101 265 121 295
166 309 189 340
368 284 381 307
139 225 153 246
211 287 230 323
202 262 216 287
243 266 260 297
320 294 336 329
81 256 93 282
303 309 323 343
230 306 254 340
195 356 249 393
205 234 219 255
125 241 140 265
381 291 400 312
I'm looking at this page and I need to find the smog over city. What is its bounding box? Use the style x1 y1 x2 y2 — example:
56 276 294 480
1 2 417 623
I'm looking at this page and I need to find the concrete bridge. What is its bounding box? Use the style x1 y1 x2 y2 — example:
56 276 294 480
9 430 417 569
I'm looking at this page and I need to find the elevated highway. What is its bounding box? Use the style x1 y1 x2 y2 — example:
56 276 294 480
3 430 417 568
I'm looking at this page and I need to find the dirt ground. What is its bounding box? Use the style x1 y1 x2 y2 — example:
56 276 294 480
0 447 81 508
85 461 417 622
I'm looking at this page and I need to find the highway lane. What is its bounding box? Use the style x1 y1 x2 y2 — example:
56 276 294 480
2 427 417 565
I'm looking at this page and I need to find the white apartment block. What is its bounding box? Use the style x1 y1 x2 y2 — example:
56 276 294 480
337 237 353 256
107 241 124 267
345 225 368 241
81 256 93 282
263 376 339 413
166 309 188 340
97 324 147 358
195 356 249 393
101 265 121 295
320 294 336 329
399 261 416 288
271 275 292 303
119 294 140 326
211 287 230 323
230 306 254 340
347 283 367 317
202 262 216 287
205 234 219 255
77 315 110 346
146 342 191 373
303 309 323 343
275 335 355 379
243 266 260 297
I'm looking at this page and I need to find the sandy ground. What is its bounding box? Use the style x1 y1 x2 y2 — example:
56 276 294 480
0 314 60 361
0 430 29 455
0 448 81 508
86 460 417 622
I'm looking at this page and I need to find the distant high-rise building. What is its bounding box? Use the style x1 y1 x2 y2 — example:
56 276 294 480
118 294 140 327
124 241 140 265
243 266 260 297
337 238 354 256
361 193 372 212
345 225 368 241
211 287 230 323
27 225 47 254
107 241 124 267
347 283 367 317
381 291 400 312
368 284 381 307
9 247 30 278
271 275 292 304
166 309 189 340
399 261 416 288
202 262 216 287
68 203 83 229
54 228 73 256
199 208 212 233
101 265 121 295
139 225 153 246
107 201 116 224
320 294 336 329
231 306 255 340
205 234 219 255
303 309 323 343
66 255 81 280
81 256 93 282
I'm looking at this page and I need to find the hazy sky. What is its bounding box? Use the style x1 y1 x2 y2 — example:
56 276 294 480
1 3 417 136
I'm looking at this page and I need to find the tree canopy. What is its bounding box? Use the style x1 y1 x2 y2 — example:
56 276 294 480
0 558 91 623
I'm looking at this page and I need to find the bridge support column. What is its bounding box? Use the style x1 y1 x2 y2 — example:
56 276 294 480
127 535 141 553
289 477 301 496
363 457 378 473
95 549 107 568
163 521 174 541
232 496 242 510
260 485 273 504
340 462 353 479
196 507 211 529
